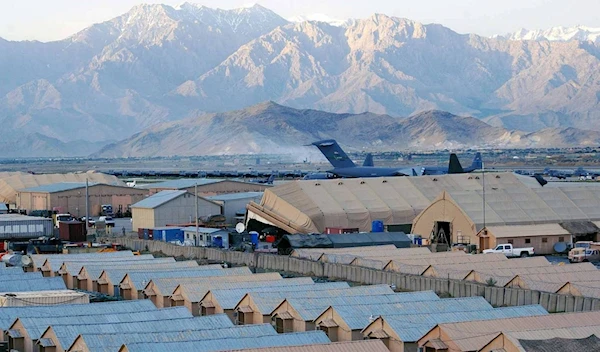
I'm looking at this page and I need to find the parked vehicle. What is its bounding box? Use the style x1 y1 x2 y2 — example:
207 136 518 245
101 204 114 216
27 237 63 254
482 243 535 257
568 241 600 262
98 216 115 227
569 248 600 263
54 213 74 228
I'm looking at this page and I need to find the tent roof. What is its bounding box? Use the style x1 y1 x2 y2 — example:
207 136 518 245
0 171 122 204
248 173 585 234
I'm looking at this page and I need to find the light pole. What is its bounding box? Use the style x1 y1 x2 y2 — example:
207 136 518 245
482 160 486 229
195 183 199 247
85 179 90 238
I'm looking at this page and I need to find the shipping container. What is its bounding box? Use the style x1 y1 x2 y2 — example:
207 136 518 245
0 214 53 240
58 221 86 242
0 290 89 307
153 227 184 243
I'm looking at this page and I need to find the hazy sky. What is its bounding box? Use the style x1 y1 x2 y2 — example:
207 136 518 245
1 0 599 42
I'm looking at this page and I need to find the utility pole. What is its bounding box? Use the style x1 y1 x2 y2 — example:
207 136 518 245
195 183 199 247
482 160 486 229
85 179 90 238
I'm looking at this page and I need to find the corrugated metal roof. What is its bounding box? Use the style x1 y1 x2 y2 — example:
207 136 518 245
123 267 252 290
85 262 205 282
21 307 192 340
50 315 234 349
181 227 224 233
210 282 352 310
0 214 52 222
234 340 390 352
0 271 42 280
181 277 316 302
432 311 600 351
121 331 331 352
207 192 264 202
148 272 282 296
374 305 548 342
486 223 571 238
73 324 277 352
283 291 441 321
131 190 187 209
77 260 197 274
31 251 134 269
0 276 66 293
149 178 226 190
248 285 394 313
55 256 174 272
330 296 494 330
0 297 155 330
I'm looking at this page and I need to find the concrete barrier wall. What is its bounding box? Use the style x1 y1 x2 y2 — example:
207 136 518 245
112 238 600 313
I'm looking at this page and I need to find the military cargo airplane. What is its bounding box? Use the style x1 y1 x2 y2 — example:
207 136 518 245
304 139 482 179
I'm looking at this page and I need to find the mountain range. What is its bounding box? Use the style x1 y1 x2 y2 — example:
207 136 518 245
95 102 600 157
497 26 600 42
1 3 600 157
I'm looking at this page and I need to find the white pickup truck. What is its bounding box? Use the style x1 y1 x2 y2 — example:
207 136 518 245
483 244 535 258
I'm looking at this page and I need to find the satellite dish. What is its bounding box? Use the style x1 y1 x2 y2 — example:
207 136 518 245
21 255 32 267
554 242 568 254
235 223 246 233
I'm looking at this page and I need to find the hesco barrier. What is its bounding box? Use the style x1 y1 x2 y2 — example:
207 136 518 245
111 238 600 313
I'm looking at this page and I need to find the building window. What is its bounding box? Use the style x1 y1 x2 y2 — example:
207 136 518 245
559 237 565 242
525 238 531 244
542 238 548 243
507 239 513 244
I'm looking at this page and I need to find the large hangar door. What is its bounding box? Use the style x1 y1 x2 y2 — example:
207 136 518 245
434 221 451 245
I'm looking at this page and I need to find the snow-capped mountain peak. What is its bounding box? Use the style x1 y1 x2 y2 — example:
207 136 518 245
175 2 287 34
496 25 600 42
288 13 351 27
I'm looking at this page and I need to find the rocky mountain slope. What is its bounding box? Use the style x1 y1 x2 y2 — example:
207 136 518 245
2 4 600 157
95 102 600 157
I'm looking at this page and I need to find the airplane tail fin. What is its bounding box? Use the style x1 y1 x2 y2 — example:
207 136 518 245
471 152 483 171
311 140 356 168
533 174 548 187
267 174 275 184
363 153 374 167
448 154 464 174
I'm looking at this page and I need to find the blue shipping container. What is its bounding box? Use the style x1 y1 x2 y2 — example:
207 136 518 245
154 227 184 243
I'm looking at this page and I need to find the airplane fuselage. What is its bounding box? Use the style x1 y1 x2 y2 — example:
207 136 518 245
328 167 412 178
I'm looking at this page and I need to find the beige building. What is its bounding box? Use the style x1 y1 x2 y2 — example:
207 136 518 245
412 184 600 249
477 224 573 255
0 171 122 205
148 178 271 196
16 182 148 217
131 190 221 231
